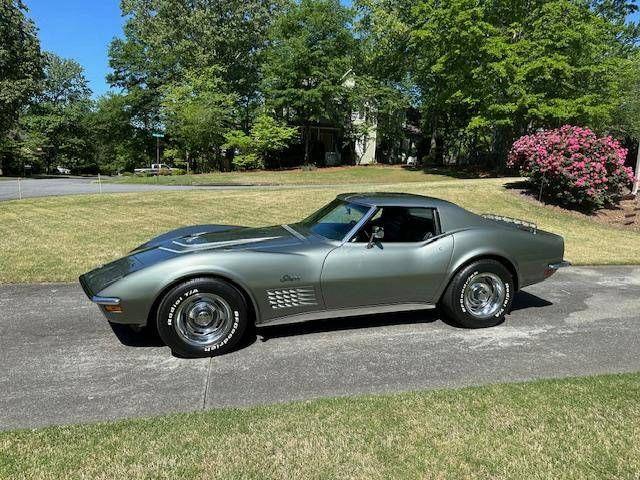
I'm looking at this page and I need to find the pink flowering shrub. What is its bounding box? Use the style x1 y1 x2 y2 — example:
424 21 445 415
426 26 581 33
508 126 634 211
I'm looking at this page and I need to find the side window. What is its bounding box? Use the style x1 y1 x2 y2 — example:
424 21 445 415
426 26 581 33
353 207 439 243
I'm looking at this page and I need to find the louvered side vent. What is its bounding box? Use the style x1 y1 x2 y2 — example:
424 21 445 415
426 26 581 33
267 286 318 310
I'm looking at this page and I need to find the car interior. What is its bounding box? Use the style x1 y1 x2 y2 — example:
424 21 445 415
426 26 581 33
353 207 440 243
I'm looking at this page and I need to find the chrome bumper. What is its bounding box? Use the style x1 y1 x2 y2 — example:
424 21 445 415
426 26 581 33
548 261 572 270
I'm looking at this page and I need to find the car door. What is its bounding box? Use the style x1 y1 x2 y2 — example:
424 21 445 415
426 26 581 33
320 234 454 310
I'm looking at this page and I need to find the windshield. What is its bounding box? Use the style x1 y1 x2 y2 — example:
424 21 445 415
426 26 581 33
297 199 370 241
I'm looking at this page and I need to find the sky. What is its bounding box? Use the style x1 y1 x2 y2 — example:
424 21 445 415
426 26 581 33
25 0 125 98
23 0 639 99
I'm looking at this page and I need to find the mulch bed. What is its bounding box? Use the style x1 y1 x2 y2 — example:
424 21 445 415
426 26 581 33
505 182 640 232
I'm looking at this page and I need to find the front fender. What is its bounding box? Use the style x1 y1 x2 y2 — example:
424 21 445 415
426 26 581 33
98 253 261 326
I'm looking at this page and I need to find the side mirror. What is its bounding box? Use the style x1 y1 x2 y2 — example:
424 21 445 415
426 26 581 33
367 226 384 249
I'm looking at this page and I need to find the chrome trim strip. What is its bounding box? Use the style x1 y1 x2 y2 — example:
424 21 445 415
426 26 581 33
159 246 185 254
172 236 281 248
91 296 121 305
259 302 436 326
549 261 572 269
282 224 306 240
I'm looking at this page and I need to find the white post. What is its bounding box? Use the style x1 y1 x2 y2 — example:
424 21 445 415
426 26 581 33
17 178 22 200
633 141 640 196
98 173 102 194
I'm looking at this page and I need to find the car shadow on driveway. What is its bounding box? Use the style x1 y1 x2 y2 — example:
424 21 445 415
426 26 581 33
109 322 165 347
108 319 260 355
511 290 553 311
257 290 553 342
257 309 440 342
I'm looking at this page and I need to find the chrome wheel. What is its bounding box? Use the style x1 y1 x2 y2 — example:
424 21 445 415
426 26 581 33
173 293 234 347
463 272 506 319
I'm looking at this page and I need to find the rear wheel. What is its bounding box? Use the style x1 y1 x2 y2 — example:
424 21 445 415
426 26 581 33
156 278 249 357
441 259 514 328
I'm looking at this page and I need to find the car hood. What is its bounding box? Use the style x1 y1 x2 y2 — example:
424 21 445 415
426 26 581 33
80 224 307 298
138 224 305 254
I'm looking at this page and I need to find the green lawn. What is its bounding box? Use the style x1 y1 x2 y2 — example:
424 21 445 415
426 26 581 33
0 178 639 283
106 165 469 185
1 373 639 479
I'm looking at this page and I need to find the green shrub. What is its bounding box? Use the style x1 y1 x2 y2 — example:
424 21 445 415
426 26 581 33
232 153 264 171
223 114 298 171
121 171 133 177
171 168 186 175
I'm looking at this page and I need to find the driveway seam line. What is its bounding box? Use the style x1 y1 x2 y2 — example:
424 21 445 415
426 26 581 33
202 356 212 410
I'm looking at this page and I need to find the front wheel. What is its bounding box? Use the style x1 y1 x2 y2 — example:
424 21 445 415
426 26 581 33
440 259 514 328
156 277 249 357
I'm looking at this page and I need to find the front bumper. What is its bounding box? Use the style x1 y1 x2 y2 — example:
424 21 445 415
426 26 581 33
91 296 121 306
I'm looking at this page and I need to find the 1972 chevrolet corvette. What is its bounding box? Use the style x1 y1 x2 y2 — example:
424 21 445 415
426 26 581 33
80 193 569 357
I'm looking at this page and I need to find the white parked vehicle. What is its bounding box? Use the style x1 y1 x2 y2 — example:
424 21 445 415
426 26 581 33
134 164 173 175
55 166 71 175
406 156 418 167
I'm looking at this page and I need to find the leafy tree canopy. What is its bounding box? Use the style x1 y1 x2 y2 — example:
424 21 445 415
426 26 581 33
0 0 42 132
19 52 94 173
262 0 357 161
0 0 43 173
161 67 238 169
108 0 289 133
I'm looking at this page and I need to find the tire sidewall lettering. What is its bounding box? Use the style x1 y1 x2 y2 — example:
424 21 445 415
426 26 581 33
203 311 240 352
495 283 511 318
458 270 479 314
166 288 199 326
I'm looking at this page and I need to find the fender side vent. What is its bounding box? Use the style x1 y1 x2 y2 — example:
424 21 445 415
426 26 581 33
267 287 318 309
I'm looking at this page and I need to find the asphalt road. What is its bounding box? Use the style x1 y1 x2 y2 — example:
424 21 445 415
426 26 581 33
1 266 639 430
0 176 273 201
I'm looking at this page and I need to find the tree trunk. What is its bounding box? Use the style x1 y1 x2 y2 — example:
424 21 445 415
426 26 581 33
304 125 310 165
427 114 439 165
633 139 640 196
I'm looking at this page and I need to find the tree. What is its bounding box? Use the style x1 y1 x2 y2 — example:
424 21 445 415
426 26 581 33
19 52 94 173
353 0 415 162
224 113 298 169
262 0 357 164
591 0 638 23
0 0 43 174
407 0 635 167
108 0 289 141
37 52 91 105
612 52 640 195
90 93 150 174
162 67 238 171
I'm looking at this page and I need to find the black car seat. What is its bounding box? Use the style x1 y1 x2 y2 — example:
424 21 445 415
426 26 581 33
380 208 408 242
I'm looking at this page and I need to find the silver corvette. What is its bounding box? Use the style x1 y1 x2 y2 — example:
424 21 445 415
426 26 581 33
80 193 569 357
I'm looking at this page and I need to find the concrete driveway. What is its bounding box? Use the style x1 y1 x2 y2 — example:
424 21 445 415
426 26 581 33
1 266 639 430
